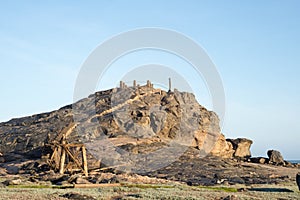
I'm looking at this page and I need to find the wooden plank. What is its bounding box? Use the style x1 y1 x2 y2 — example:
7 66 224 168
59 147 66 174
65 143 84 147
82 146 88 177
73 183 121 188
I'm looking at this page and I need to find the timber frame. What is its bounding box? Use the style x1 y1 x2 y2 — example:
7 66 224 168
47 123 88 176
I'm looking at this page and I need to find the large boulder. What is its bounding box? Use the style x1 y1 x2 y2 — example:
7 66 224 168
267 150 285 165
296 173 300 191
210 134 235 158
226 138 253 158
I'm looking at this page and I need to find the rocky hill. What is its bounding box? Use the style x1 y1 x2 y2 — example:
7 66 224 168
1 82 300 190
0 83 251 169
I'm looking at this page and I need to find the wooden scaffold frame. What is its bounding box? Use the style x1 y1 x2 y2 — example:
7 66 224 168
47 123 88 176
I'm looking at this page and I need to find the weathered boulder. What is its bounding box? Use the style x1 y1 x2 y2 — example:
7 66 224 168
227 138 253 159
210 134 234 158
267 150 285 165
296 173 300 191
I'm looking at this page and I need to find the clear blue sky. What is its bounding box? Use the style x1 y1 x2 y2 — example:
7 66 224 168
0 0 299 159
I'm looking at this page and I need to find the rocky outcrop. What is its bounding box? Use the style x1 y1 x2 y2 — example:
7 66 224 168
227 138 253 159
0 84 248 165
210 135 234 158
267 150 285 165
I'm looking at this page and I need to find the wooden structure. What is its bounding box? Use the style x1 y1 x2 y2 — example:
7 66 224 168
47 123 88 176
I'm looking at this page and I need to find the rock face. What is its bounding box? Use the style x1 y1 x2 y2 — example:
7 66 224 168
267 150 285 165
0 85 245 164
227 138 253 159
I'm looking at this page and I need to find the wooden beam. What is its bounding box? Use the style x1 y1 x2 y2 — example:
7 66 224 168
73 183 121 188
55 123 78 142
64 143 84 147
59 143 66 174
82 146 88 177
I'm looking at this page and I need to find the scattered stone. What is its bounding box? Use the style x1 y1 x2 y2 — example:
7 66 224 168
284 161 294 168
227 138 253 159
267 150 285 165
237 188 247 192
6 165 20 174
3 179 22 186
47 174 69 184
221 195 239 200
60 192 96 200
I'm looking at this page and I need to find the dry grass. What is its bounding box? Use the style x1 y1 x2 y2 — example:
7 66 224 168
0 183 299 200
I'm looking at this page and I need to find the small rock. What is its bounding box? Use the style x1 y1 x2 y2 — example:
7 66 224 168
267 150 285 165
56 181 70 186
75 177 91 184
296 173 300 191
68 174 81 184
6 165 20 174
237 188 247 192
3 179 22 186
228 177 245 184
284 161 293 167
222 195 239 200
250 157 268 164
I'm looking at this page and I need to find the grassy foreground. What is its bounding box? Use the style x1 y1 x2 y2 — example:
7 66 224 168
0 183 299 200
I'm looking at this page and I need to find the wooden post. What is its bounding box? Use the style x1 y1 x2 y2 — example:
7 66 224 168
120 81 123 89
59 141 66 174
147 80 151 87
82 146 88 177
168 78 172 92
133 80 136 87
